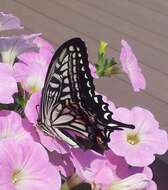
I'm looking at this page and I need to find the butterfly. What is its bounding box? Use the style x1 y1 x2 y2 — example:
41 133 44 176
37 38 134 151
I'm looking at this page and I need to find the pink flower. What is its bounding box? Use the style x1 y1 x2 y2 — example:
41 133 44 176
108 106 168 167
0 111 33 142
89 64 99 79
14 60 48 93
25 92 70 153
19 36 54 66
70 148 118 189
0 139 61 190
0 63 17 103
109 173 150 190
0 34 39 64
120 40 146 92
14 37 54 93
33 37 54 52
105 150 155 190
49 151 75 177
0 12 23 31
19 49 53 66
25 92 41 124
70 148 152 190
37 129 71 153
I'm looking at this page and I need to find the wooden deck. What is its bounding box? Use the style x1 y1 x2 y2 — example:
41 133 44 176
0 0 168 189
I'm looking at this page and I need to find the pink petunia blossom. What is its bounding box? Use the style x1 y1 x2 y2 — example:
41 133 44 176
0 12 23 31
14 60 48 93
70 148 119 189
0 34 40 64
120 40 146 92
0 111 34 142
89 63 99 79
108 106 168 167
14 38 53 93
105 150 156 190
19 49 53 66
0 63 17 103
37 128 71 153
49 151 75 177
25 92 71 153
25 92 41 124
108 173 150 190
0 139 61 190
19 36 54 66
70 148 151 190
33 36 54 52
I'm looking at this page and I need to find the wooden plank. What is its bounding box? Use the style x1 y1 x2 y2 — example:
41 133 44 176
15 0 168 76
82 0 168 38
1 0 168 130
0 0 103 62
12 0 168 104
53 0 168 55
129 0 168 16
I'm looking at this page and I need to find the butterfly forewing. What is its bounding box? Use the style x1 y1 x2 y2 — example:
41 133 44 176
37 39 91 146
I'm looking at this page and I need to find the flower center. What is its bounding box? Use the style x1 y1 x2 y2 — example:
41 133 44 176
127 133 139 145
30 84 39 93
2 49 17 64
11 169 21 184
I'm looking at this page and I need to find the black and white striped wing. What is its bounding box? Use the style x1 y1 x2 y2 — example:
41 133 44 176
37 38 133 148
37 38 91 147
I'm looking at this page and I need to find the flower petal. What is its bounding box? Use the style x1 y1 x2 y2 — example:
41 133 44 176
0 12 23 31
0 72 17 103
109 106 168 167
0 35 39 64
0 140 61 190
25 92 41 124
120 40 146 92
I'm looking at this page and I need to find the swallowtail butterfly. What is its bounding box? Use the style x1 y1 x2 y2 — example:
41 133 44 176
37 38 134 151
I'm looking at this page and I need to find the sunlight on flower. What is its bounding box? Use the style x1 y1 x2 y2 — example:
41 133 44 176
0 12 23 31
26 72 46 93
109 107 168 167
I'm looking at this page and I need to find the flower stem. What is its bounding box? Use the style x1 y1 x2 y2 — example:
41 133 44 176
61 182 70 190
